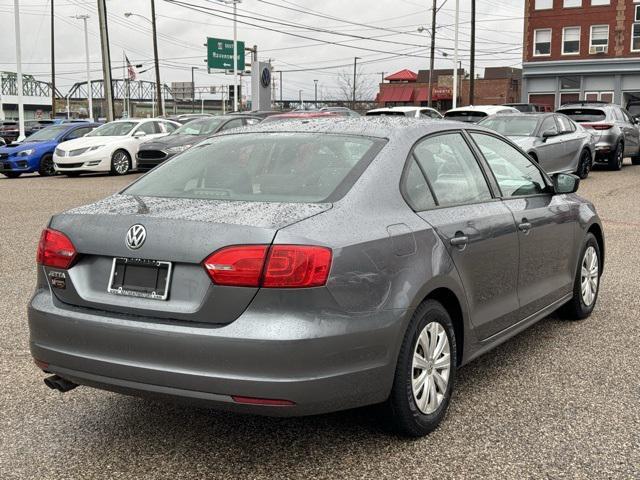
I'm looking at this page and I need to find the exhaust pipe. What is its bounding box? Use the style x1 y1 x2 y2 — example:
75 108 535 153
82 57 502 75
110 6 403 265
44 375 78 393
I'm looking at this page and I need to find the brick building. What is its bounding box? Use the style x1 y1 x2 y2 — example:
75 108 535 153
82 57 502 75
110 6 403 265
376 67 521 111
522 0 640 108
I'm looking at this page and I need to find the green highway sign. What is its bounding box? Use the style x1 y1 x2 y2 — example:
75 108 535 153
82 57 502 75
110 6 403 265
207 37 245 71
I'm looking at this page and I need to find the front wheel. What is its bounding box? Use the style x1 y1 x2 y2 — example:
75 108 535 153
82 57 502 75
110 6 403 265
38 154 56 176
560 233 601 320
608 142 623 170
110 150 131 175
387 300 457 437
576 149 592 179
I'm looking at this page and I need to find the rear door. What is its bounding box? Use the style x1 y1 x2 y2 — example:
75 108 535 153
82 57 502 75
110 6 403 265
469 132 576 319
411 131 521 339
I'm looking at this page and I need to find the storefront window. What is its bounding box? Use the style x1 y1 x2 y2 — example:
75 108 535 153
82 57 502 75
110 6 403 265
560 76 580 90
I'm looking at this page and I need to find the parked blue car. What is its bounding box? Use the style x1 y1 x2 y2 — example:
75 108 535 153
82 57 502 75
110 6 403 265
0 122 98 178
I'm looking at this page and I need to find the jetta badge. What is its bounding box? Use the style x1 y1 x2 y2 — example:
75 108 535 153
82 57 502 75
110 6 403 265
126 224 146 250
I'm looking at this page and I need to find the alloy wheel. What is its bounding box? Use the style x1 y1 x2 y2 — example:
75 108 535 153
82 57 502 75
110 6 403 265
112 152 130 175
581 246 599 306
412 321 451 414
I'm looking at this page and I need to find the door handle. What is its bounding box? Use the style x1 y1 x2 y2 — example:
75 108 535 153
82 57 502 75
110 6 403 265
518 220 532 233
450 235 468 248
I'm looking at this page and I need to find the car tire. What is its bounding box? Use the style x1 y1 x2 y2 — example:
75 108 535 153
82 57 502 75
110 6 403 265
560 233 601 320
387 300 457 437
2 172 21 179
38 154 56 177
576 149 592 179
110 150 131 175
608 142 623 171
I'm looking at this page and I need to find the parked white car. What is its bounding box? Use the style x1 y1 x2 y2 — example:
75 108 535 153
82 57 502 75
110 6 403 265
366 106 443 119
443 105 519 123
53 118 180 176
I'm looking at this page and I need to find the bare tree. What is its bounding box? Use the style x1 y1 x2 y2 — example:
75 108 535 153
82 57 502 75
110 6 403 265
336 67 375 102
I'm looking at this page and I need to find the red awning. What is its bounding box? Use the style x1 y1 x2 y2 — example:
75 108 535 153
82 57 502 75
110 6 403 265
384 69 418 82
378 85 414 103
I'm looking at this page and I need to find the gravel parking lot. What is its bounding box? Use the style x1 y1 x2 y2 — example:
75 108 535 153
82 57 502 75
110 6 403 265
1 166 639 480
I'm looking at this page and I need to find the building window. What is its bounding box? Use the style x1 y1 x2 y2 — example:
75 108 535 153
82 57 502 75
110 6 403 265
564 0 582 7
632 23 640 51
560 76 580 90
562 27 581 54
591 0 610 5
636 5 640 21
535 0 553 9
534 29 552 56
590 25 609 53
585 91 614 102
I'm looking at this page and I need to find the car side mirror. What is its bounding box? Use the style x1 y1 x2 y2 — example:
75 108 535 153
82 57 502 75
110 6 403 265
553 173 580 194
133 131 146 138
542 129 557 141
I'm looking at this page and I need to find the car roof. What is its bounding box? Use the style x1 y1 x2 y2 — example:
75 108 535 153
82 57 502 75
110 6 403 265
446 105 519 114
368 106 437 113
558 103 610 109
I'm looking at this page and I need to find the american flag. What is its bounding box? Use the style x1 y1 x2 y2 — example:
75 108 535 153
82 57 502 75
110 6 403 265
125 55 137 81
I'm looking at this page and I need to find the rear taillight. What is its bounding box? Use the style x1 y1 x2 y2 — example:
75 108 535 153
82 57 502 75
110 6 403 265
583 123 613 130
202 245 332 288
36 228 77 269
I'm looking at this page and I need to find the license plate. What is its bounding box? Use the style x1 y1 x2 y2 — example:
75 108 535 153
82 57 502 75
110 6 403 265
107 257 172 300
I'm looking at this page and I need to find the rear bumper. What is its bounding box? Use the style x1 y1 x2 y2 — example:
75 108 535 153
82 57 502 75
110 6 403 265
28 289 407 416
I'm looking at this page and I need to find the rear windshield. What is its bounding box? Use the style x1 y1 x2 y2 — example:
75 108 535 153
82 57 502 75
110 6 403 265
479 116 539 136
365 111 408 116
124 133 384 203
557 108 606 123
444 111 488 123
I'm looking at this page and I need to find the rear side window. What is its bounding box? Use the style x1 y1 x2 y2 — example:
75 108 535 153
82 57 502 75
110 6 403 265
124 133 384 203
471 133 547 197
402 160 436 211
557 108 606 123
413 133 492 207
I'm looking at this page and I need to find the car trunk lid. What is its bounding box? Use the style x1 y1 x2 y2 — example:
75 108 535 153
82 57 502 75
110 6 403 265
47 194 331 324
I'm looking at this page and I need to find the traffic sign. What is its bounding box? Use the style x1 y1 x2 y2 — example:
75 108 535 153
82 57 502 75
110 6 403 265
207 37 245 71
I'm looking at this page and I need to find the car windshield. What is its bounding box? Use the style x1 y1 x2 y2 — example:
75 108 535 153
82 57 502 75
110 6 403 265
557 108 606 123
444 111 488 122
172 118 226 135
124 133 382 203
480 116 539 136
24 125 70 141
627 104 640 117
87 121 137 136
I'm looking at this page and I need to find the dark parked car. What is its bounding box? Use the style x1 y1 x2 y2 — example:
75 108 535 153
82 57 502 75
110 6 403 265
229 110 283 119
29 118 603 437
0 119 58 144
260 111 339 123
479 113 595 178
503 103 552 113
164 113 212 125
556 102 640 168
137 114 262 171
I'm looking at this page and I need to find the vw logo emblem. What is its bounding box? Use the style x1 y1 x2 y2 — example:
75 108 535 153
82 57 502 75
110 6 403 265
261 67 271 88
126 224 146 250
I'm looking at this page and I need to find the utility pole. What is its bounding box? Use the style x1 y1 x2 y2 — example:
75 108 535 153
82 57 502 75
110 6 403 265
73 15 93 121
352 56 361 109
379 72 385 83
14 0 25 140
191 66 198 113
469 0 476 105
314 79 318 106
279 70 283 104
428 0 437 108
97 0 114 121
51 0 56 118
150 0 163 116
453 0 459 109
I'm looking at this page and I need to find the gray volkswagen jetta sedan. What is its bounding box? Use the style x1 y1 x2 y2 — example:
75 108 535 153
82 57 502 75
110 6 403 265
29 118 604 437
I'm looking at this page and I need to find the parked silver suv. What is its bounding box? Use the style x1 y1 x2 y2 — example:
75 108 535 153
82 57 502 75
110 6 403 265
557 102 640 169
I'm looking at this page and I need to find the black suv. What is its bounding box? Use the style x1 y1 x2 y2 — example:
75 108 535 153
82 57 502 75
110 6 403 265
557 102 640 169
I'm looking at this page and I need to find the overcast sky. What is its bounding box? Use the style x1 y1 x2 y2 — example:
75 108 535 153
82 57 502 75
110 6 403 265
1 0 524 101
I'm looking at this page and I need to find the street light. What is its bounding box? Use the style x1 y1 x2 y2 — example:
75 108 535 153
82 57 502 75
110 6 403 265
352 57 361 110
124 8 162 116
191 66 199 113
213 0 241 112
72 14 93 121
